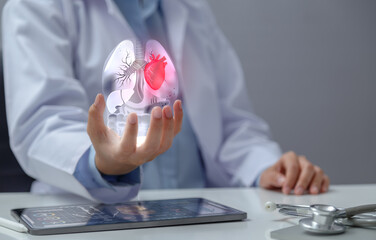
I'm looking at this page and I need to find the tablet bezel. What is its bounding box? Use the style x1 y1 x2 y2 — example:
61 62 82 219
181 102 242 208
11 198 247 235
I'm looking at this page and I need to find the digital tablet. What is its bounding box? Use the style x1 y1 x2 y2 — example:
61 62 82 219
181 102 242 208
11 198 247 235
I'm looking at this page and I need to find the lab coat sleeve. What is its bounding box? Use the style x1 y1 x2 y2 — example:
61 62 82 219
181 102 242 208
202 2 283 187
2 0 140 203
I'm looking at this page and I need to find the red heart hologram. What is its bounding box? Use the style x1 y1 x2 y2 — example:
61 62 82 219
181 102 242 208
144 54 168 90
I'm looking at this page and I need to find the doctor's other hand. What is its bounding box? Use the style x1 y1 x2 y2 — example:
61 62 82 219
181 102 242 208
259 151 330 195
87 94 183 175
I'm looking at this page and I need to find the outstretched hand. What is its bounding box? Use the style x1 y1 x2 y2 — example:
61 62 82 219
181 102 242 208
87 94 183 175
259 151 330 195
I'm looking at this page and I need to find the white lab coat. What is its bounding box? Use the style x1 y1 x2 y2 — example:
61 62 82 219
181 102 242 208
2 0 282 202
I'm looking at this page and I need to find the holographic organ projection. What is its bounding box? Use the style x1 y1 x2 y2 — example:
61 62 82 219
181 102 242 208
102 40 178 145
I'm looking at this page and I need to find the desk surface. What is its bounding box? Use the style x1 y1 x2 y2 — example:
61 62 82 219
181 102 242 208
0 184 375 240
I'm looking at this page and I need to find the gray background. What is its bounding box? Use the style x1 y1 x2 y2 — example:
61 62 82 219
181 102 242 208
207 0 376 184
1 0 375 185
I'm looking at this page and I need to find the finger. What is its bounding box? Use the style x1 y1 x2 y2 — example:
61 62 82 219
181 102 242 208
281 152 300 194
273 159 283 173
157 106 175 154
120 113 138 154
173 100 183 136
87 94 107 142
294 156 315 195
320 174 330 193
309 166 324 194
138 107 163 160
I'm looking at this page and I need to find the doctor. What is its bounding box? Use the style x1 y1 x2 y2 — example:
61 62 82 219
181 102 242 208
2 0 329 203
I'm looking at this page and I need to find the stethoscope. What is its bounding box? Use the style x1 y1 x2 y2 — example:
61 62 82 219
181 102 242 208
265 201 376 234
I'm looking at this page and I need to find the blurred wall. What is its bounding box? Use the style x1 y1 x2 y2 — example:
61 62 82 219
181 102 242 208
207 0 376 184
0 0 34 191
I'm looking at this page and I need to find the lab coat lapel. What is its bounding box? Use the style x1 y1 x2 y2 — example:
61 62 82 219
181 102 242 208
162 0 222 160
105 0 137 37
161 0 187 67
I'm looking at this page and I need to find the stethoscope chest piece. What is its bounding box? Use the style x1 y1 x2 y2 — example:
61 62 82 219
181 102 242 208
299 204 346 234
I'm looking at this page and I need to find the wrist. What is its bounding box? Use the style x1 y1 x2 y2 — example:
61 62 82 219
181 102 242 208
94 154 138 175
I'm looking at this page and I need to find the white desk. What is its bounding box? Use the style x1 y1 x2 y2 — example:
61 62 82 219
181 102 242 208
0 184 375 240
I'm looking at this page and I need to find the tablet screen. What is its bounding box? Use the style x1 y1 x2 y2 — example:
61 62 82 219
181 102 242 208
12 198 246 235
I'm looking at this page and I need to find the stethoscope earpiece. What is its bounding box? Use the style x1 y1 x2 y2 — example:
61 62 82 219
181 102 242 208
264 201 277 212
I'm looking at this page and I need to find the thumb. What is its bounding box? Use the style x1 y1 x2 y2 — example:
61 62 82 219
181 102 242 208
87 94 107 141
260 168 286 189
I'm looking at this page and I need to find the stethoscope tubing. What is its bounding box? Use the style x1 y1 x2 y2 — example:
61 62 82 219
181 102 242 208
344 204 376 218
